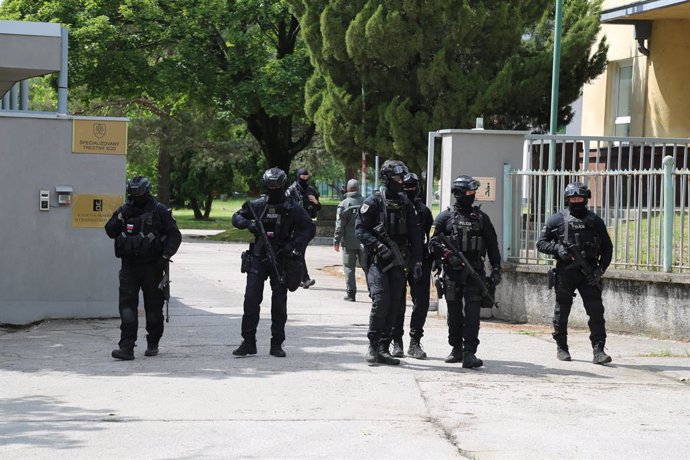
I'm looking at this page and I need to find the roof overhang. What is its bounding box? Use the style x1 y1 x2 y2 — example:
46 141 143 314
602 0 690 24
0 20 64 97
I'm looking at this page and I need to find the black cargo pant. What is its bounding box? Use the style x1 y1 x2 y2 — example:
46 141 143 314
118 262 165 350
241 254 288 345
366 257 406 348
445 269 483 353
393 256 432 342
553 268 606 346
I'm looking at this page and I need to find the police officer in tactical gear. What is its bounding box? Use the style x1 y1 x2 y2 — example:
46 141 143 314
232 167 315 358
391 172 434 359
537 182 613 364
429 175 501 368
286 167 320 288
334 179 367 301
105 176 181 360
356 160 423 365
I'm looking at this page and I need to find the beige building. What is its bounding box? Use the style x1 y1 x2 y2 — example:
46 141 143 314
580 0 690 138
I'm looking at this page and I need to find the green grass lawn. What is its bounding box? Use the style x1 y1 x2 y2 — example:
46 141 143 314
173 198 246 230
611 212 690 269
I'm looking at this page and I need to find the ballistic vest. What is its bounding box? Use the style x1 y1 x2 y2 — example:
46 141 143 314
376 191 408 243
115 210 164 259
449 206 485 261
561 209 601 259
253 197 296 245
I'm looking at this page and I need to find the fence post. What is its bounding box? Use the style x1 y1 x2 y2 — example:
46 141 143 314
663 155 675 272
503 164 512 263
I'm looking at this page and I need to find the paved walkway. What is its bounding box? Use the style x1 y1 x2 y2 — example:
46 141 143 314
1 242 690 459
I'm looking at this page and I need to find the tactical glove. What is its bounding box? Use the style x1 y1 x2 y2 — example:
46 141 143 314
557 244 572 261
247 222 260 235
490 268 502 286
120 204 135 220
445 254 463 269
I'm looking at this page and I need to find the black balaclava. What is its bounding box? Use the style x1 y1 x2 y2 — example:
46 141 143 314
404 187 417 202
386 178 403 195
267 188 286 204
568 199 588 218
296 168 309 188
131 194 150 208
454 193 475 210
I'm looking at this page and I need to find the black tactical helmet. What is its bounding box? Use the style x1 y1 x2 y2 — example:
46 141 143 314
403 172 419 189
127 176 151 198
380 160 408 183
451 175 479 197
564 182 591 200
263 167 287 190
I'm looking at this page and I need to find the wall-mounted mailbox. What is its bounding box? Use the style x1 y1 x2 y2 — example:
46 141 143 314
55 185 73 205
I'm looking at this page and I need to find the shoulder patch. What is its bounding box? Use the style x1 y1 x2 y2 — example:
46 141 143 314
360 203 370 214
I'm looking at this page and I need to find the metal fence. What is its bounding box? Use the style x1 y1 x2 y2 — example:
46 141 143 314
503 135 690 272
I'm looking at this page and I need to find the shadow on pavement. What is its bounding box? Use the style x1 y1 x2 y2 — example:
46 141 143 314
0 396 112 449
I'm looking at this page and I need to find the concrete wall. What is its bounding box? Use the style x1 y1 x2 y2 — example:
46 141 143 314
492 265 690 341
437 129 528 246
0 113 126 324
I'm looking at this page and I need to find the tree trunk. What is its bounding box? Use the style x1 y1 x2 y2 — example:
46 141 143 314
190 197 203 220
246 110 316 174
203 194 213 220
243 16 315 175
157 120 172 206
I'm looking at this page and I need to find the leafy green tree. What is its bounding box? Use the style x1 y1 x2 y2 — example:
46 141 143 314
288 0 607 173
1 0 315 200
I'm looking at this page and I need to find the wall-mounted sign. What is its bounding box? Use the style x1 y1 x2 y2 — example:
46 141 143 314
72 120 128 155
473 177 496 202
72 194 123 228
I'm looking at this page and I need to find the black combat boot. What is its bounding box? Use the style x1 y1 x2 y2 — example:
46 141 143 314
111 348 135 360
365 344 377 363
391 339 405 358
301 278 316 289
144 336 159 357
407 338 427 359
462 351 483 369
444 345 463 363
270 338 286 358
592 342 612 364
376 343 400 365
232 340 257 356
556 344 571 361
344 292 356 302
556 339 571 361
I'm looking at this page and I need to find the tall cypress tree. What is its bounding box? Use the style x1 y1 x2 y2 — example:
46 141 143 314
289 0 607 172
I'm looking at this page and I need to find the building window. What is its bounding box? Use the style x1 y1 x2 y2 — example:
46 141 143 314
614 64 632 137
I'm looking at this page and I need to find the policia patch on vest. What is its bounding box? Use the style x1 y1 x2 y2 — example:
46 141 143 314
360 203 370 214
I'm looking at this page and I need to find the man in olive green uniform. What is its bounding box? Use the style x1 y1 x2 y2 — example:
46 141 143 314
334 179 367 301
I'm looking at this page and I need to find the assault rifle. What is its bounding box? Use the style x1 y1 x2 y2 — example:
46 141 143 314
246 200 285 284
554 230 602 286
158 259 171 323
438 234 497 307
373 223 407 272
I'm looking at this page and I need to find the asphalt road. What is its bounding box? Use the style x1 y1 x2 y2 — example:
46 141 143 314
1 240 689 459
